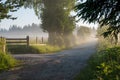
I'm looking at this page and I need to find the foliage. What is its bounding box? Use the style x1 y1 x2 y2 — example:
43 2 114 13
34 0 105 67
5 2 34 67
0 0 24 21
75 47 120 80
97 25 112 45
97 25 109 36
0 52 17 71
97 37 114 51
75 0 120 28
7 45 64 54
75 0 120 40
77 26 91 39
97 25 119 45
102 27 120 45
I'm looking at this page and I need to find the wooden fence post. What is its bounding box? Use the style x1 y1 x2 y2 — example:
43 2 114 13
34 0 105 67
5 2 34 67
36 37 38 44
3 37 6 53
0 37 6 53
26 36 29 47
42 37 43 44
3 44 6 53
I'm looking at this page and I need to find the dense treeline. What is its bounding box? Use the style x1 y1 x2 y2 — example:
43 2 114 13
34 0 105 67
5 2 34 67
0 23 48 38
0 23 42 32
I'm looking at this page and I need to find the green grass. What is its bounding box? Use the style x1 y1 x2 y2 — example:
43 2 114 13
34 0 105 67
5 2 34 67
0 52 17 72
30 45 64 53
7 45 33 54
75 47 120 80
7 44 65 54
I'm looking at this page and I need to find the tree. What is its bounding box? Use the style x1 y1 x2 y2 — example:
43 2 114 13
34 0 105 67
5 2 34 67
25 0 75 47
75 0 120 44
77 26 91 39
75 0 120 27
102 26 120 45
41 0 75 47
0 0 25 21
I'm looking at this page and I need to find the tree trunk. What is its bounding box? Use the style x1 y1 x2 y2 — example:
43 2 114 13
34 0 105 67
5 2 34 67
63 33 76 48
48 32 65 47
48 32 56 45
114 33 118 45
56 33 64 47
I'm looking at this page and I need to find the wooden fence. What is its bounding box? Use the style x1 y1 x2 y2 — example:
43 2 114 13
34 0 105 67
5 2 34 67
0 36 29 53
6 36 29 46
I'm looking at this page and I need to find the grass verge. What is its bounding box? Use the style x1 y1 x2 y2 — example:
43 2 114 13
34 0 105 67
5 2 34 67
30 45 64 53
0 52 17 72
7 45 65 54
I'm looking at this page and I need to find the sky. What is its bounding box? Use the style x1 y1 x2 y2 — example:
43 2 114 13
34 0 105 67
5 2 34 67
0 7 98 30
0 7 41 30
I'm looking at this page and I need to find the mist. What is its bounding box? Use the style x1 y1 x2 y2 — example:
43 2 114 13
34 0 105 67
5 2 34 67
0 23 48 38
73 26 97 46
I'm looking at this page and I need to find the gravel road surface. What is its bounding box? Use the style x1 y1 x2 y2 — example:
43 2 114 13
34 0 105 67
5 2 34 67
0 38 98 80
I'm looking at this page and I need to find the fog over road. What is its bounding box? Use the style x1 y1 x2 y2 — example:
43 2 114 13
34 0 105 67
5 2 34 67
0 38 98 80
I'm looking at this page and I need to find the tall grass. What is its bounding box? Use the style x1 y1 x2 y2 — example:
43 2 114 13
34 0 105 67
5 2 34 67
0 38 17 71
0 52 17 72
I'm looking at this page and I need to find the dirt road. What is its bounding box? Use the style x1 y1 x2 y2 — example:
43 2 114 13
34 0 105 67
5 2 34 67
0 38 98 80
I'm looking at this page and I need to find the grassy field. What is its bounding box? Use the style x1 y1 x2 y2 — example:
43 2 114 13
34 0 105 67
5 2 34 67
75 37 120 80
7 44 65 54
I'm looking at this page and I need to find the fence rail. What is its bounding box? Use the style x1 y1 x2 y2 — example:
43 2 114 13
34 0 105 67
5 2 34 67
6 36 29 46
0 36 48 53
0 36 29 53
6 38 27 40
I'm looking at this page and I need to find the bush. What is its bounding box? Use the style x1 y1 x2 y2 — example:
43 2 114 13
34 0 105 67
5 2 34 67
75 47 120 80
0 52 17 71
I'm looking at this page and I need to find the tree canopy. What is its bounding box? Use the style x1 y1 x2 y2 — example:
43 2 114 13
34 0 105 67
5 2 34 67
0 0 24 21
25 0 75 47
75 0 120 28
41 0 75 47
